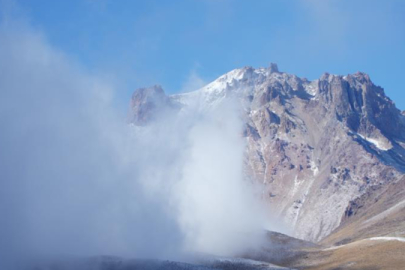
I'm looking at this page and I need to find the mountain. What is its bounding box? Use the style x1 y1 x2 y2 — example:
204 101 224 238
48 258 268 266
128 64 405 244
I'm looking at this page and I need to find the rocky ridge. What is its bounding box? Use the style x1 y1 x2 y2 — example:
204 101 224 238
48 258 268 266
128 64 405 242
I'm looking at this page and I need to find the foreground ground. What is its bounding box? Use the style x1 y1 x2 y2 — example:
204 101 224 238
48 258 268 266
27 232 405 270
293 238 405 270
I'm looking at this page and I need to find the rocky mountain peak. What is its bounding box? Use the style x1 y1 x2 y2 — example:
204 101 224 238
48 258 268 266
269 63 279 73
128 85 173 125
128 65 405 242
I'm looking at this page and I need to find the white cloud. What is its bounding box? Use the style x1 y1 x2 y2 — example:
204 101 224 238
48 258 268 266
0 15 273 267
0 20 182 263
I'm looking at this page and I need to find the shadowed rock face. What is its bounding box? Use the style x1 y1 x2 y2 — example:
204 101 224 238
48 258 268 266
128 64 405 242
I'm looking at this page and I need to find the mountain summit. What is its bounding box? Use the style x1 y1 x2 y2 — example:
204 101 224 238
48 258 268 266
129 64 405 243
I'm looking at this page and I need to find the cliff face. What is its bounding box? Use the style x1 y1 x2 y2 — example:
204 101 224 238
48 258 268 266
128 64 405 242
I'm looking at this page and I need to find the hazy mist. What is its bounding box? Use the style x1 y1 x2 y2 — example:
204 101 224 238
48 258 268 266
0 19 273 266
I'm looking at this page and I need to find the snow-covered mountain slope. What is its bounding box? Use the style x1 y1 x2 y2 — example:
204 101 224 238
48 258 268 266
128 64 405 242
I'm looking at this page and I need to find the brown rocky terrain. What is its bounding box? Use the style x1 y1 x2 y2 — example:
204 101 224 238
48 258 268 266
286 237 405 270
247 231 405 270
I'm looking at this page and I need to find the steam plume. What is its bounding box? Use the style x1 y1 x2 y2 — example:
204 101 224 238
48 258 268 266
0 19 272 266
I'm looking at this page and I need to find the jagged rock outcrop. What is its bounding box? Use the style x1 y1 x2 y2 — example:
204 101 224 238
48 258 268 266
128 64 405 242
128 85 179 125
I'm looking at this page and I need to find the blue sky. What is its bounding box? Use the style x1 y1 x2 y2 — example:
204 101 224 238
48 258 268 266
4 0 405 109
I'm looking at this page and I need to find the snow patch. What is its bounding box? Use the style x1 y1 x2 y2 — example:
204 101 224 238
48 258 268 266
310 160 319 176
369 237 405 243
291 175 302 196
304 81 318 96
356 133 392 151
323 236 405 252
